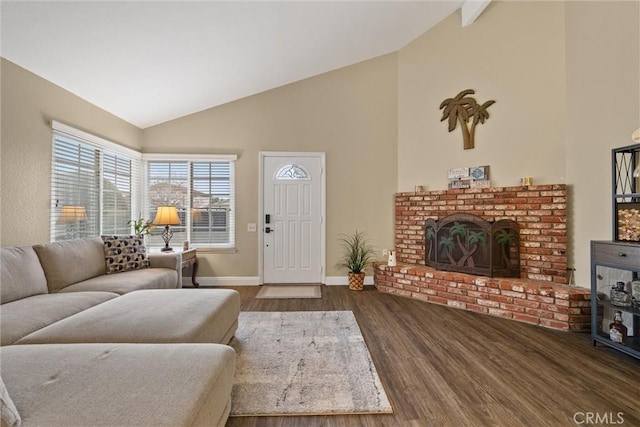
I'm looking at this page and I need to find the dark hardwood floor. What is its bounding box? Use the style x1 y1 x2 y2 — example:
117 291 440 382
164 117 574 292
221 285 640 427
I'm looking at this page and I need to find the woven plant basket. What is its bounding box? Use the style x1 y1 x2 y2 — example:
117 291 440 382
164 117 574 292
348 272 365 291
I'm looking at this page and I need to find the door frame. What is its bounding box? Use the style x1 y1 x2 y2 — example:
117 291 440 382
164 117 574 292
258 151 326 285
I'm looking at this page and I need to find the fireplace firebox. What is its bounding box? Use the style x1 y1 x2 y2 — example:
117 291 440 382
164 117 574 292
425 213 520 278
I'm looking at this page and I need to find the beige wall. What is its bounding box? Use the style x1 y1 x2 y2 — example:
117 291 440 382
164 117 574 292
398 1 567 191
565 1 640 287
142 54 398 278
0 58 142 247
397 0 639 287
3 1 637 287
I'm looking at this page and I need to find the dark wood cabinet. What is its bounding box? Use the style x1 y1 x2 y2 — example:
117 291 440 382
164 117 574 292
591 240 640 360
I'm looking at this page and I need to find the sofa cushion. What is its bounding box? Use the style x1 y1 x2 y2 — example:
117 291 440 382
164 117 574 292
101 235 150 274
55 268 179 295
0 376 21 427
0 292 118 346
17 289 240 345
1 247 48 304
33 238 107 293
0 343 235 427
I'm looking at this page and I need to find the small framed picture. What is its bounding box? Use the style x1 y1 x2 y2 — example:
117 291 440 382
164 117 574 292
183 241 190 250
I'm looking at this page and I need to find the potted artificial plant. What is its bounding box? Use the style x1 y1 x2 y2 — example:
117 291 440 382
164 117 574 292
337 230 376 291
128 216 154 236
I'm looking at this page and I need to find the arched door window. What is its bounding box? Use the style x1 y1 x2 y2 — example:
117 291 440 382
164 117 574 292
275 164 310 180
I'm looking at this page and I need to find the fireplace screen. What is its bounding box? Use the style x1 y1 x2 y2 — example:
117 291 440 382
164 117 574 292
425 213 520 278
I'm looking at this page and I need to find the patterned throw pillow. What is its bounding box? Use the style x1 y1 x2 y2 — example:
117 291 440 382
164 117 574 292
101 235 150 274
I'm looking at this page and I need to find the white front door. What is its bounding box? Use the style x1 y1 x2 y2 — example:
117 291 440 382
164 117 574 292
261 153 325 284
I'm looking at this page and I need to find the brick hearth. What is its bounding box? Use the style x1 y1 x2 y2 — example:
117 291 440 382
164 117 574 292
375 184 593 331
375 263 591 331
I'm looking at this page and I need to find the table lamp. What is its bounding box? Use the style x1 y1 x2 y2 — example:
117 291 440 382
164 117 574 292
152 206 181 252
57 205 87 224
57 205 87 239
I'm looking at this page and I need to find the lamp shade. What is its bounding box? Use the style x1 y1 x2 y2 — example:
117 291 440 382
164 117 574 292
57 206 87 224
152 206 181 226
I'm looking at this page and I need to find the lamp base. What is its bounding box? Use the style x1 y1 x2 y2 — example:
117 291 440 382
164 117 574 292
160 225 174 253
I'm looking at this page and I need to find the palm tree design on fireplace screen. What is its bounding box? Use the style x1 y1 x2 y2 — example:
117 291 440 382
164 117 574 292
449 222 488 267
495 228 517 268
438 236 456 265
425 214 519 278
425 226 436 262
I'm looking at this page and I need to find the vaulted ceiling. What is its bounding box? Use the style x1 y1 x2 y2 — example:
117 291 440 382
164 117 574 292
2 1 486 128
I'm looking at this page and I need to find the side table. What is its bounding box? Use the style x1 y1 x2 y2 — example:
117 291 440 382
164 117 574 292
179 248 200 288
149 248 199 288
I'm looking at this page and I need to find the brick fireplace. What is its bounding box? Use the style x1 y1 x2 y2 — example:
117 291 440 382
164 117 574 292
397 184 569 282
374 184 592 331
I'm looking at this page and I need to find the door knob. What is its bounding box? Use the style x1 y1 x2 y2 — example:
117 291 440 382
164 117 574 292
265 226 273 233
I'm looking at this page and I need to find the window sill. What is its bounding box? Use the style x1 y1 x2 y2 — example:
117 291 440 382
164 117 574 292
192 247 238 254
147 247 237 254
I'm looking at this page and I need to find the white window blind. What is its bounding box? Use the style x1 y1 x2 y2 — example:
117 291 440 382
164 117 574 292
50 121 141 241
143 155 236 249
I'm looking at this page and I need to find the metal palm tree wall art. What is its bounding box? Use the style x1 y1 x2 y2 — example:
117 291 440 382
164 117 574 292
439 89 495 150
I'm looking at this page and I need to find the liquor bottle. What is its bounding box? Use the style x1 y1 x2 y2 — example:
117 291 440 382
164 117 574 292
632 280 640 308
610 281 632 307
609 311 628 344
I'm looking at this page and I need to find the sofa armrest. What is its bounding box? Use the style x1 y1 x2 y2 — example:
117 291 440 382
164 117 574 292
148 252 182 287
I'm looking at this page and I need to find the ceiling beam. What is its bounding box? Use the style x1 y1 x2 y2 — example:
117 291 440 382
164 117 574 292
461 0 491 27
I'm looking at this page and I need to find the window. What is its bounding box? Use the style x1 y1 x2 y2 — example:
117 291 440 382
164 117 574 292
143 155 236 249
50 121 140 241
276 164 310 180
50 123 233 248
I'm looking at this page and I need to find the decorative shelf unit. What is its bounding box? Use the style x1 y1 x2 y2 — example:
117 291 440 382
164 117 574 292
590 144 640 359
612 143 640 242
591 241 640 360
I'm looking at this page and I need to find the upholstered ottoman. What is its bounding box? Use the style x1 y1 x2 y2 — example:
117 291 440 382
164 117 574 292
1 343 235 427
15 289 240 345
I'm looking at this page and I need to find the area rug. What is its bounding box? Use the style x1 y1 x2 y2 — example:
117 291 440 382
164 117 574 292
229 311 393 416
255 285 321 299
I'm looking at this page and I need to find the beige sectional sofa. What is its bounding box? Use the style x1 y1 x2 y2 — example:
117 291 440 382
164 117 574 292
1 238 182 346
0 238 241 427
2 343 236 427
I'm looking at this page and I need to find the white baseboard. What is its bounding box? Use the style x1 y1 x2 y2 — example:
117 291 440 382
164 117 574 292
182 276 260 287
183 276 374 287
324 276 375 286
